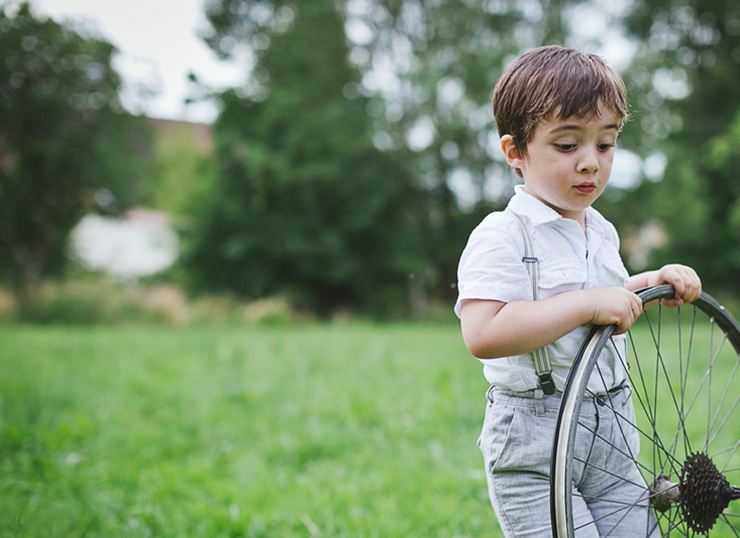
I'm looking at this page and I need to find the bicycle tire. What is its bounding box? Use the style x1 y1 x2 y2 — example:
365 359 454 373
551 285 740 537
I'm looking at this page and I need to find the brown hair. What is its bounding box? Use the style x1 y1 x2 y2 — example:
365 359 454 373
492 45 628 169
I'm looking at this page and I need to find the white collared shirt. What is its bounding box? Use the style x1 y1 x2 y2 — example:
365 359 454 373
455 185 630 393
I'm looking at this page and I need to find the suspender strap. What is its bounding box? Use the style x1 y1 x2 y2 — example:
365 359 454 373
507 210 555 395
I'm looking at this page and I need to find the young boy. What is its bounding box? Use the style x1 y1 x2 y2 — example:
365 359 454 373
455 45 701 537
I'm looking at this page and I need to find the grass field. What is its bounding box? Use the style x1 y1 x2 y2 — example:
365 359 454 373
4 308 740 537
0 322 501 537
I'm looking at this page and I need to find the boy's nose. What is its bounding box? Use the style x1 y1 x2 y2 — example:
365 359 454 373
577 148 600 173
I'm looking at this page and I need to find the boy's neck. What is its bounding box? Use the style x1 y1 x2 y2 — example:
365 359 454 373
523 187 587 231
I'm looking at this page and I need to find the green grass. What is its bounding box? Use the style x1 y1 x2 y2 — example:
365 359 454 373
0 323 501 537
5 309 740 537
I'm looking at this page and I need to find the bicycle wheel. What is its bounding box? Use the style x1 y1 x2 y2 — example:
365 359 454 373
552 285 740 537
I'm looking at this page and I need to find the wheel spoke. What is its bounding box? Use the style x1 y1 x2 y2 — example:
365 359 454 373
680 305 698 462
645 305 695 463
662 305 695 470
623 328 671 473
573 456 650 491
577 392 684 476
576 419 655 476
650 306 663 473
574 492 649 507
633 306 682 476
706 347 740 449
599 497 650 538
677 305 689 465
719 438 740 474
708 317 715 451
708 387 740 451
573 498 649 535
710 437 740 461
593 361 639 463
675 340 727 450
720 513 740 536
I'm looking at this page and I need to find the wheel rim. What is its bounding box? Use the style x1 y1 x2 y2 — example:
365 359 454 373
552 285 740 537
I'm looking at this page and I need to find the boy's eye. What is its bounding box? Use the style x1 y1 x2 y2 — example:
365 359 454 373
554 144 576 152
597 143 616 152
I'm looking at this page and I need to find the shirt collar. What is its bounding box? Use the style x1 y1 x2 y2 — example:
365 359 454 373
507 185 563 227
507 184 611 237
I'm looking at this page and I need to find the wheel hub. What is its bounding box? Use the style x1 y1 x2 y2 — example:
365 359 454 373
649 452 740 533
649 473 681 513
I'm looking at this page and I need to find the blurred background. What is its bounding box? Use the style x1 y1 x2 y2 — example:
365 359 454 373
1 0 739 324
3 1 740 536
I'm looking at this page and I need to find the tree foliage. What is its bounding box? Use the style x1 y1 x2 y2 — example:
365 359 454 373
340 0 580 297
606 0 740 295
183 0 428 316
188 0 596 316
143 120 216 218
0 2 151 297
189 0 740 314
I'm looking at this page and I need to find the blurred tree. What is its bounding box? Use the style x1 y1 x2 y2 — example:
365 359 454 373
342 0 576 301
193 0 591 315
143 120 216 218
0 2 151 300
607 0 740 295
184 0 428 316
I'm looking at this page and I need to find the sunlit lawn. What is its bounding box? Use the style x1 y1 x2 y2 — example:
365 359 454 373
4 310 739 537
0 323 501 537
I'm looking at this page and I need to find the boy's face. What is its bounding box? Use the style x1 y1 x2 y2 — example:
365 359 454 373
501 106 620 226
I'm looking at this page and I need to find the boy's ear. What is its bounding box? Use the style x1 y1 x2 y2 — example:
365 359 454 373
500 134 525 169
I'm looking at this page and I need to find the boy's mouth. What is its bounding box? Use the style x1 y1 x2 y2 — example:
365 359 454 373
574 184 596 194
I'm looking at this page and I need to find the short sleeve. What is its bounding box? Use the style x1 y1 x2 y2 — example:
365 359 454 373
454 212 533 318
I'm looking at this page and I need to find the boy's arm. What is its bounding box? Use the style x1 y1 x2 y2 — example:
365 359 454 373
625 263 702 307
460 287 642 359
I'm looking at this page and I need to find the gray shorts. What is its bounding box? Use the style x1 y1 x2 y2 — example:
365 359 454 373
478 385 658 538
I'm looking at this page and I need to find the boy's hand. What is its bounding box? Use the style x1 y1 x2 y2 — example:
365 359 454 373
587 287 643 334
645 264 702 307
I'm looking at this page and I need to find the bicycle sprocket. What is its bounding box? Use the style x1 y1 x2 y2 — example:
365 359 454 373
680 452 735 533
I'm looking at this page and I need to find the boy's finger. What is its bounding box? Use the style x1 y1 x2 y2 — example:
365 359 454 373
671 276 685 297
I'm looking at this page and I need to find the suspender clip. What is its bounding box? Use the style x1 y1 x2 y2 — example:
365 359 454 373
537 372 556 395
